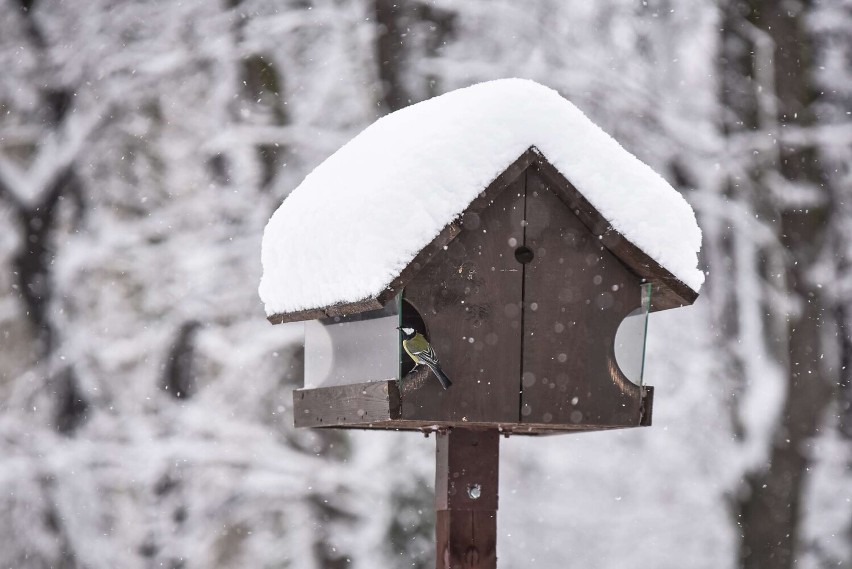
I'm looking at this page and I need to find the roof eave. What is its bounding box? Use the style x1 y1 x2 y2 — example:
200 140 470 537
529 153 699 311
266 146 698 324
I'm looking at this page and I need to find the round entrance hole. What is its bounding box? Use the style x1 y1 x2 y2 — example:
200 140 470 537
514 246 534 264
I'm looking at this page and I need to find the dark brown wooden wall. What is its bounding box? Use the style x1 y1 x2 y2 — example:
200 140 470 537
401 174 525 423
400 164 646 428
521 169 643 427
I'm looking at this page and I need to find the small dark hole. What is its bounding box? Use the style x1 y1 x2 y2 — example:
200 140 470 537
514 246 534 264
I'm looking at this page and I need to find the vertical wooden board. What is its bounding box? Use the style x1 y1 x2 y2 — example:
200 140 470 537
401 175 526 423
436 511 497 569
435 429 499 512
521 169 644 426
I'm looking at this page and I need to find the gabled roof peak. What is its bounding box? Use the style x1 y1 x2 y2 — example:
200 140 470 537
260 79 702 322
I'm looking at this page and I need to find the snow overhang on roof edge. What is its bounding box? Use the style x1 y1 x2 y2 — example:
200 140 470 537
259 79 704 321
266 148 698 325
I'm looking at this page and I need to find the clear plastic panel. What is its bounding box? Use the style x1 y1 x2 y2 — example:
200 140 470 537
304 302 399 388
613 283 652 386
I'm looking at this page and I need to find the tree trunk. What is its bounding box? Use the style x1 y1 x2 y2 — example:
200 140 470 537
374 0 412 112
0 1 89 436
718 1 836 567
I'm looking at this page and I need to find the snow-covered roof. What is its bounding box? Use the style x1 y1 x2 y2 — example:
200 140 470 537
259 79 703 319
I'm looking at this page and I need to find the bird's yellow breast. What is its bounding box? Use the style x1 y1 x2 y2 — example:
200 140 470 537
403 342 422 363
403 333 430 363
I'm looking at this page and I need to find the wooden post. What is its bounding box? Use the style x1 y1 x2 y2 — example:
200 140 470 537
436 429 499 569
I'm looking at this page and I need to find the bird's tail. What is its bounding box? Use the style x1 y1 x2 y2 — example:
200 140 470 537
425 361 452 390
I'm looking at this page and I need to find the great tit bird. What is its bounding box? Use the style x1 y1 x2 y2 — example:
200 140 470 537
399 327 453 390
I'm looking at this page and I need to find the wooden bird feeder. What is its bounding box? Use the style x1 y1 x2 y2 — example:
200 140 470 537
260 80 700 568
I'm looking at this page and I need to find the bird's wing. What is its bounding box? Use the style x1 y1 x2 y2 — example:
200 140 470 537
418 350 439 366
407 334 439 364
414 343 439 366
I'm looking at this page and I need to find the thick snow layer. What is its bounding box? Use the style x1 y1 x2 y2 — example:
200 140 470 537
260 79 703 316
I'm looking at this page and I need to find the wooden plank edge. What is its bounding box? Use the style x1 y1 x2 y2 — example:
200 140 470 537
292 380 400 428
529 153 699 311
640 385 654 427
293 417 650 434
268 296 385 325
377 222 462 305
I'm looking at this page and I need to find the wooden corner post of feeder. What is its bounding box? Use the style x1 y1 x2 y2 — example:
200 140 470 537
259 81 702 568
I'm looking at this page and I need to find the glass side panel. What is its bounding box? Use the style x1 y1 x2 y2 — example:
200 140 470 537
613 283 652 386
304 303 399 388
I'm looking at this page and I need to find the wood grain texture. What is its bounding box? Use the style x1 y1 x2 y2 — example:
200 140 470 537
640 385 654 426
288 412 654 434
292 380 400 427
268 306 330 325
435 429 499 511
292 380 650 433
400 172 525 423
436 429 499 569
520 169 645 427
267 298 384 325
436 511 497 569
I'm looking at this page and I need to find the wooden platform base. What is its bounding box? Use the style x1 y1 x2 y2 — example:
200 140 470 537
292 379 653 435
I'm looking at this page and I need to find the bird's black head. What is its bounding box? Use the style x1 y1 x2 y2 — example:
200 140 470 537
397 326 416 339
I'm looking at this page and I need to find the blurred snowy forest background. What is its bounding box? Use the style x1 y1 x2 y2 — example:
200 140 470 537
1 0 851 567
